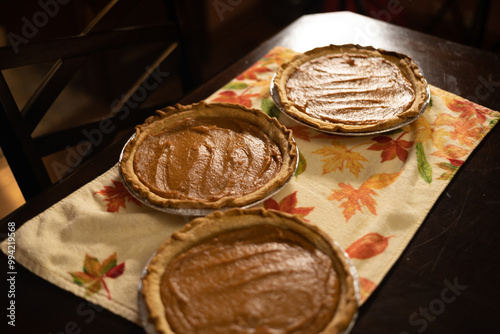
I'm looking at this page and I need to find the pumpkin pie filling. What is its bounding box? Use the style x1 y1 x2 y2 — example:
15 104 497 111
274 44 428 133
141 209 358 334
133 117 282 202
120 102 297 209
285 54 416 125
159 224 339 334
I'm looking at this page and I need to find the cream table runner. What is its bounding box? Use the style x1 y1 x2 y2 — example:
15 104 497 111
2 47 499 325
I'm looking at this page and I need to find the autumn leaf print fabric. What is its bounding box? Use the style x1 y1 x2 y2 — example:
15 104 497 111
69 253 125 300
207 47 500 304
1 47 498 324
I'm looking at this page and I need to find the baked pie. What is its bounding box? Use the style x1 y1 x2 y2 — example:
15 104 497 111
274 44 429 133
141 208 358 334
120 102 297 209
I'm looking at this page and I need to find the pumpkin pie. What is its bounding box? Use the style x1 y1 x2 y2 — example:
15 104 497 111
120 102 297 209
141 208 359 334
274 44 429 133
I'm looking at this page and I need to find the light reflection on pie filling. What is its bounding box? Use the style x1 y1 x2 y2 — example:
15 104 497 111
133 117 282 201
160 224 339 334
286 54 416 125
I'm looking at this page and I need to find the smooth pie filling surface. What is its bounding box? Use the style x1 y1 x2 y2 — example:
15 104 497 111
133 117 282 202
160 224 339 334
286 54 416 125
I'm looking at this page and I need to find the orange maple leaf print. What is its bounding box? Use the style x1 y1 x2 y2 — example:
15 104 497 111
328 171 402 222
69 252 125 300
313 141 368 178
367 132 413 162
444 96 491 123
211 88 259 108
264 191 314 220
431 143 468 161
434 113 484 147
94 180 141 212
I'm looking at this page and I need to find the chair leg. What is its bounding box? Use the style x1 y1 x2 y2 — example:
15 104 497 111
0 74 52 200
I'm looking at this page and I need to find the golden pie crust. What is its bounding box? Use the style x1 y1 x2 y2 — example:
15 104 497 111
141 208 358 334
120 101 297 209
274 44 428 133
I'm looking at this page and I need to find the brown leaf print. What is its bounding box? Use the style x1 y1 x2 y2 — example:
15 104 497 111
346 233 395 259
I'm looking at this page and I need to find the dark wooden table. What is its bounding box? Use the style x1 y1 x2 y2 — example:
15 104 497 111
1 11 499 334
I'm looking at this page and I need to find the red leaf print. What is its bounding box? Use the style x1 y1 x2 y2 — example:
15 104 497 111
105 262 125 278
94 180 141 212
367 132 413 163
264 191 314 220
346 233 395 259
263 198 280 211
279 191 298 212
287 125 313 142
236 64 271 81
211 88 259 108
448 158 464 167
359 277 377 303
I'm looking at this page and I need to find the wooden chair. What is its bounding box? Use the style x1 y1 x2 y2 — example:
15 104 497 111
0 0 205 200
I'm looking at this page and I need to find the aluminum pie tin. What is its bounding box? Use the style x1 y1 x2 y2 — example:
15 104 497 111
270 73 431 136
138 252 159 334
137 235 360 334
119 134 299 217
338 241 361 334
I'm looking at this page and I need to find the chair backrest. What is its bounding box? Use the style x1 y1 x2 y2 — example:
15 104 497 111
0 0 204 200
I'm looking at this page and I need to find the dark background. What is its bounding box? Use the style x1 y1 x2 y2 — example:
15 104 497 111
1 0 498 107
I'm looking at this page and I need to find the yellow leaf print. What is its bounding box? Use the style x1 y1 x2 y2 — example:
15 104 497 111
312 141 368 177
431 128 451 152
404 116 432 145
362 170 403 190
252 79 275 97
